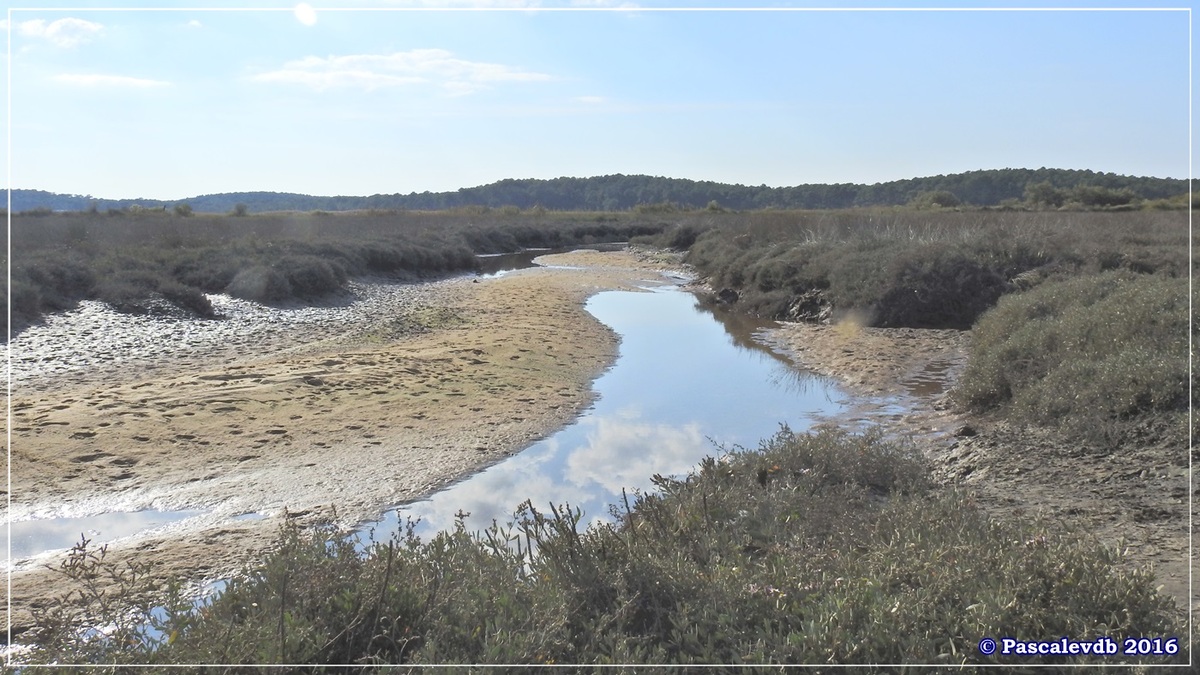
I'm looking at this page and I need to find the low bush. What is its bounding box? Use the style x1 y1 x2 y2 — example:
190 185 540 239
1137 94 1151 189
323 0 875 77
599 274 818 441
954 271 1192 446
158 281 216 318
225 266 293 303
27 429 1183 670
278 255 347 299
8 210 670 336
675 209 1186 329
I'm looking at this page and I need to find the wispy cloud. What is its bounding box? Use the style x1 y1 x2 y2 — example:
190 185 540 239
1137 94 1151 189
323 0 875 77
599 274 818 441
18 18 103 48
250 49 553 94
186 19 203 29
54 73 170 88
574 95 606 104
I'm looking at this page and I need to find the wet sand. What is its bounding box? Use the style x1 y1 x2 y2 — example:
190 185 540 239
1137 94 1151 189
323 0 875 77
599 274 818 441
5 249 685 634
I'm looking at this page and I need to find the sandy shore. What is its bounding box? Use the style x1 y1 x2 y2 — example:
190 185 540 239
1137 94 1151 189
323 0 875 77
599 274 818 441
763 318 1194 617
6 249 685 635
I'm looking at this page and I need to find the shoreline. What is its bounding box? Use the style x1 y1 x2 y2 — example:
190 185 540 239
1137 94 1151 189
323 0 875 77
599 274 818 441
6 249 686 635
762 318 1194 617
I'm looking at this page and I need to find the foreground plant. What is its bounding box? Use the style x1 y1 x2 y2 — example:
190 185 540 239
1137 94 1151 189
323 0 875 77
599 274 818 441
25 429 1185 672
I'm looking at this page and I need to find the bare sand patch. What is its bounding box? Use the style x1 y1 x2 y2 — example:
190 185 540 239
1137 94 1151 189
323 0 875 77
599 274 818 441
6 250 680 634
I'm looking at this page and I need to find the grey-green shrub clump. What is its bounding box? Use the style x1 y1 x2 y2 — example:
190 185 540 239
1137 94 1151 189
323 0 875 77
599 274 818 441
8 209 667 335
954 271 1192 446
637 209 1187 329
28 429 1183 671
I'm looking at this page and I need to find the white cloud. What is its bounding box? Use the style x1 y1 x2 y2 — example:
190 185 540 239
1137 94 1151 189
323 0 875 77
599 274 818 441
54 74 170 88
250 49 553 94
575 95 606 104
18 18 103 48
187 19 203 29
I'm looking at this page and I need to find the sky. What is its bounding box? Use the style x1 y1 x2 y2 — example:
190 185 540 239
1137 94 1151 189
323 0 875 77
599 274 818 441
3 1 1193 200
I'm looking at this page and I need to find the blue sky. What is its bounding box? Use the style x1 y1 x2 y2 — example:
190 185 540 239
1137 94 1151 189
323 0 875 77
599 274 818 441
4 2 1192 200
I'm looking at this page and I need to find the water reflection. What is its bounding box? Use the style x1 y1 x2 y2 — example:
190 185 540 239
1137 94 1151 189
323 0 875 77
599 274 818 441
4 509 202 563
696 300 829 398
366 286 844 542
475 243 627 279
475 249 551 278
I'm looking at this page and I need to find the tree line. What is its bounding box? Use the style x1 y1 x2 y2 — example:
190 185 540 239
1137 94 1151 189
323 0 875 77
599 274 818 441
11 168 1191 214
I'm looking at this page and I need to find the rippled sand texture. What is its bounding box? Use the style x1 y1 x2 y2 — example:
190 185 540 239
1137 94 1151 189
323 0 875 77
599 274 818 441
5 249 683 633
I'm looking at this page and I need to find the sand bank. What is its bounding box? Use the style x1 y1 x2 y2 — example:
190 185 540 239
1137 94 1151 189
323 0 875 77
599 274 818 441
6 249 684 633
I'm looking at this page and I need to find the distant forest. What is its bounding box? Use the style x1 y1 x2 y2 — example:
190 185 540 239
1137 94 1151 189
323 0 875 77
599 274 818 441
11 168 1192 214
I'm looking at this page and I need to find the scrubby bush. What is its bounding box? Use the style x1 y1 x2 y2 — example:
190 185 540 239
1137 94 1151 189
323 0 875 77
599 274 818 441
158 281 216 318
225 266 292 302
27 429 1183 669
954 271 1191 446
677 209 1186 329
8 210 669 336
279 255 346 299
871 248 1007 329
661 222 711 250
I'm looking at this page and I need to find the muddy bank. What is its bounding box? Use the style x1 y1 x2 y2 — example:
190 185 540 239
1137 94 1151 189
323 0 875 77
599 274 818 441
6 249 684 635
763 319 1194 617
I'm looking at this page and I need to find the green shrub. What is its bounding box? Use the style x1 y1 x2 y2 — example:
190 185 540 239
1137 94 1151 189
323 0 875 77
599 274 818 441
225 266 292 302
159 281 216 318
279 255 346 299
678 209 1185 329
954 272 1191 445
28 429 1183 669
92 267 168 313
10 279 41 328
872 248 1007 329
8 209 668 334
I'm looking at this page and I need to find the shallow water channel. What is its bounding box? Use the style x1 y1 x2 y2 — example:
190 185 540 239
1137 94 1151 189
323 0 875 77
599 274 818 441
4 253 845 570
361 284 846 543
5 253 860 656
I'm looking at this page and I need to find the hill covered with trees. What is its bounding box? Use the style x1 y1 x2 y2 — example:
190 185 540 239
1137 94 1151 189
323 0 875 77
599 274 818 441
11 168 1191 214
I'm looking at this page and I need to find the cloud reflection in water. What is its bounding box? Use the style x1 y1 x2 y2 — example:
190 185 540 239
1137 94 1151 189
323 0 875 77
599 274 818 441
374 286 844 542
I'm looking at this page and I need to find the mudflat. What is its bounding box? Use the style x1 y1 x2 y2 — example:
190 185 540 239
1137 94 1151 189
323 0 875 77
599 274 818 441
6 249 684 633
